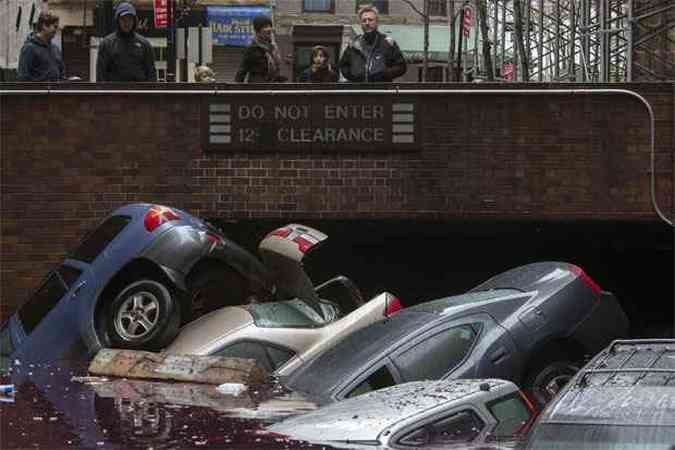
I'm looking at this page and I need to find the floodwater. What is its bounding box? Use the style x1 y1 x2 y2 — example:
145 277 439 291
0 360 328 450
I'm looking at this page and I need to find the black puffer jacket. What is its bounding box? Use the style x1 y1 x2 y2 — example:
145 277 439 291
96 2 157 82
338 30 407 82
234 40 287 83
17 33 65 81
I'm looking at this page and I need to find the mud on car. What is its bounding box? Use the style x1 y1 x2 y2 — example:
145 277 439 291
1 203 280 366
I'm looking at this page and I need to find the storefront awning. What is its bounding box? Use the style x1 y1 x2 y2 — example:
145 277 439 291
350 24 480 63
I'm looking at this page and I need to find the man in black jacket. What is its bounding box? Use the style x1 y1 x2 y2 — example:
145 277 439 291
96 2 156 82
17 12 65 81
338 5 407 82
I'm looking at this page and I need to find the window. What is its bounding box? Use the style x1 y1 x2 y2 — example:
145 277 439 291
356 0 388 15
303 0 334 13
213 341 295 373
398 410 485 446
393 324 479 381
17 272 68 335
246 299 327 328
346 365 396 398
428 0 447 16
487 393 533 437
69 215 131 263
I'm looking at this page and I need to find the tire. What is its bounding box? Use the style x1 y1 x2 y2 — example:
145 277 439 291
187 265 249 321
524 359 580 408
104 279 180 351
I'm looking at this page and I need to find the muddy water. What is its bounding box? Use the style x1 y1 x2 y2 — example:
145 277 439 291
0 360 325 450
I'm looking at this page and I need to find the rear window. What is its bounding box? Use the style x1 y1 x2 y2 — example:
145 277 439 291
17 271 68 335
246 299 327 328
487 393 532 437
70 215 131 263
410 290 524 314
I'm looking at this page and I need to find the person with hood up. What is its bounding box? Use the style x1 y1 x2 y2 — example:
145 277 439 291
338 4 406 82
17 12 65 81
298 45 338 83
96 2 156 82
234 15 287 83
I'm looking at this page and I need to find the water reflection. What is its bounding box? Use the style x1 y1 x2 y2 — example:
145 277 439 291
0 360 322 450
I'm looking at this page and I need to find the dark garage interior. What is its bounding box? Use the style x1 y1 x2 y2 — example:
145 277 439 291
213 219 674 340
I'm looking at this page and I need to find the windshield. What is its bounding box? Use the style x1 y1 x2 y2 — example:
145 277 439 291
527 423 675 450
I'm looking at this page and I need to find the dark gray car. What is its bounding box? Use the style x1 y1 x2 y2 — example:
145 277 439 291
525 339 675 450
284 262 629 407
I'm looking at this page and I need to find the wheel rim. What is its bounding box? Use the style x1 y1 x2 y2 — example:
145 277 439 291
114 291 161 341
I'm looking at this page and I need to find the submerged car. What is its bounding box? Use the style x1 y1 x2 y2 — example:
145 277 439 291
525 339 675 450
267 378 536 449
0 204 336 367
284 262 630 407
165 290 403 376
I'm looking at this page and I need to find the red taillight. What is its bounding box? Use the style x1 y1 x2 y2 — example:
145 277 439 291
292 235 314 254
384 295 402 317
571 265 602 296
270 227 292 238
143 205 180 232
516 390 538 435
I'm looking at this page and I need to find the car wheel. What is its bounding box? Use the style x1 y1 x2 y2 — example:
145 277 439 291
525 360 580 408
105 280 180 351
187 265 249 320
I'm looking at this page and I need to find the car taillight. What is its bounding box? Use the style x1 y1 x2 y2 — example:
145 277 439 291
292 235 314 254
516 390 538 435
571 265 602 296
143 205 180 232
384 295 402 317
269 227 292 238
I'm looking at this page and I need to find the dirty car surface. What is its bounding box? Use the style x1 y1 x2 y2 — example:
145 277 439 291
285 262 629 407
525 339 675 450
1 203 276 368
268 378 534 449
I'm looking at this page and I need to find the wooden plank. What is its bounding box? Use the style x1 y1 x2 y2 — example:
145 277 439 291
88 349 268 385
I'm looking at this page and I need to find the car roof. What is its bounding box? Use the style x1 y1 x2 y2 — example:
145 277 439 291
539 339 675 426
284 310 436 399
269 379 514 443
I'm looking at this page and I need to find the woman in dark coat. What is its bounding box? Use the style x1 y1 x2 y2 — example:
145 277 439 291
235 15 287 83
298 46 339 83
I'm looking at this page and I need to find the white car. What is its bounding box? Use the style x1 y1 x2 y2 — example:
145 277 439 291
165 290 403 376
266 378 536 449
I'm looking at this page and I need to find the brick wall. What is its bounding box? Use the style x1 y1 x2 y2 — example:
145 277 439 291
0 82 673 319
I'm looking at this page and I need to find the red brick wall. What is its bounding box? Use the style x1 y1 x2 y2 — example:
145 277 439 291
1 83 673 319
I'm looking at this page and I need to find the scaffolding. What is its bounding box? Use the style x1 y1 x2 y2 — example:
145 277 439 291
455 0 675 81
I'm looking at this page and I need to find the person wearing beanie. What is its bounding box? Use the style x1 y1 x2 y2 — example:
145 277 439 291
17 12 66 81
338 4 407 82
298 45 338 83
234 14 287 83
96 2 156 82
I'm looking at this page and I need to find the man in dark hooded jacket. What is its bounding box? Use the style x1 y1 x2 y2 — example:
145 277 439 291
339 5 406 82
96 2 156 82
17 12 65 81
